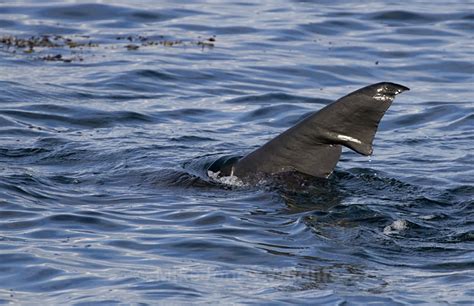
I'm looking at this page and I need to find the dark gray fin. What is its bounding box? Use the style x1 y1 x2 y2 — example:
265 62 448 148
233 82 409 178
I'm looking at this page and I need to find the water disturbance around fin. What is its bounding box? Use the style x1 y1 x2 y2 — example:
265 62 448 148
230 82 409 179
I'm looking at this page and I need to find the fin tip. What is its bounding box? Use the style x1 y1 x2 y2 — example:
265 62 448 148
379 82 410 93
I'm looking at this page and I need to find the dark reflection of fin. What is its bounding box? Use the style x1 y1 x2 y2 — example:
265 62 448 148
229 82 409 180
271 172 346 213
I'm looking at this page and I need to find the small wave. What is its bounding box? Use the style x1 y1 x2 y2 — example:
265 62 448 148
369 10 439 23
1 107 155 130
224 93 324 105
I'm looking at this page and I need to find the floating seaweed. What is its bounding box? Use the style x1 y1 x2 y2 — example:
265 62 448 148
40 54 83 63
125 44 140 50
115 35 214 48
0 34 217 62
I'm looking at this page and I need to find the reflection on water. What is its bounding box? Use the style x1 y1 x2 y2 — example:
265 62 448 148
0 0 473 304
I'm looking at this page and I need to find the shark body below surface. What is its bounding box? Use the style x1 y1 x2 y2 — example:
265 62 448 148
208 82 409 182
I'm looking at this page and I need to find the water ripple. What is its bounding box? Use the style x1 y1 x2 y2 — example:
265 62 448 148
0 0 472 304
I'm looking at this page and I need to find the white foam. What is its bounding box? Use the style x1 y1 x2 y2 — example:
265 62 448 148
207 170 246 187
383 219 408 235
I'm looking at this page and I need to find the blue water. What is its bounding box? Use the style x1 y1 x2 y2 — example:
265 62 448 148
1 0 473 304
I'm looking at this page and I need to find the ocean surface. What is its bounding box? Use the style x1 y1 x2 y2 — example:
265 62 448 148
0 0 473 304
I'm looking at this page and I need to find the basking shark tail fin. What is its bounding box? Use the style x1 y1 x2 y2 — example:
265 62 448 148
233 82 409 178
